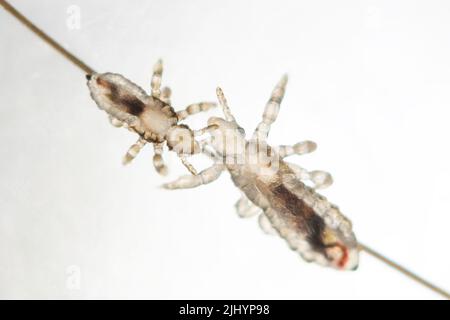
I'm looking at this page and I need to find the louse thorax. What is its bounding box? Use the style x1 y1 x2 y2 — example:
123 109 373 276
86 73 177 142
207 117 247 160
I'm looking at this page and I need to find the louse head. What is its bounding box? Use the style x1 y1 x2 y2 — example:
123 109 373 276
207 117 246 157
166 125 201 155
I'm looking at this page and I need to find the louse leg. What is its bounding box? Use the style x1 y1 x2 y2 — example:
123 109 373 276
177 102 217 121
216 87 237 122
287 162 333 189
162 164 225 189
235 195 262 218
151 59 163 98
252 75 288 142
308 170 333 189
108 115 124 128
122 138 146 165
201 143 218 160
153 143 168 176
174 125 219 174
170 137 218 176
258 213 277 235
160 86 172 104
235 194 277 236
277 140 317 158
178 155 198 175
198 138 223 165
193 124 220 137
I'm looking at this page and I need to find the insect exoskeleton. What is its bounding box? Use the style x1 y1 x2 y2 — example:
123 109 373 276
163 78 360 270
86 60 216 175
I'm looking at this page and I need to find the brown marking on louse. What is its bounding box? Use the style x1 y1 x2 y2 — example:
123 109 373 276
162 75 359 269
271 182 328 254
272 181 349 265
161 103 177 118
97 77 145 116
87 64 218 176
95 76 162 144
143 131 163 144
120 95 145 116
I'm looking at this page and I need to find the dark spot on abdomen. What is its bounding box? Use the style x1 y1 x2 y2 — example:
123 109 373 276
101 79 145 116
272 183 326 252
97 77 145 116
121 96 145 116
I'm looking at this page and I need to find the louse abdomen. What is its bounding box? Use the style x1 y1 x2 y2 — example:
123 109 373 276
260 177 359 270
271 183 328 253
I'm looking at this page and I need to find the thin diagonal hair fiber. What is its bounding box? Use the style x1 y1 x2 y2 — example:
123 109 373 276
1 0 449 300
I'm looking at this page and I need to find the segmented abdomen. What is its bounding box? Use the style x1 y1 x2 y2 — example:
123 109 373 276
228 164 358 269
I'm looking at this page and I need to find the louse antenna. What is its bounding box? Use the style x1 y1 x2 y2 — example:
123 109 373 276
2 0 448 300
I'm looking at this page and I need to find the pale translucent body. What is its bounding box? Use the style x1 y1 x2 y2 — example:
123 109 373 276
87 60 216 175
164 77 359 270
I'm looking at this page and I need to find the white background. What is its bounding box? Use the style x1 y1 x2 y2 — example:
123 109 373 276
1 0 449 299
